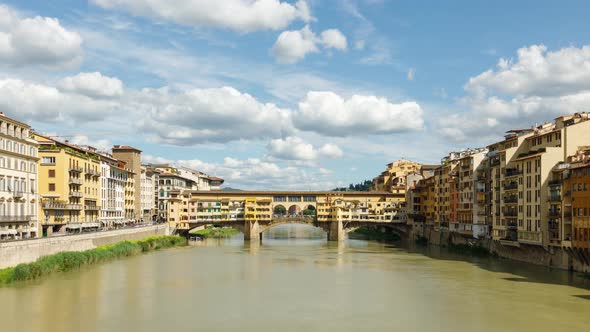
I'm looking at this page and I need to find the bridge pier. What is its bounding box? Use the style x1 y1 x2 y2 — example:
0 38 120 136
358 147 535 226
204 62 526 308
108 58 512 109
327 220 345 241
244 220 261 241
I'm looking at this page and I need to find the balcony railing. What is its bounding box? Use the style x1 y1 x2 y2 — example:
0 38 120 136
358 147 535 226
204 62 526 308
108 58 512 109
504 182 518 191
548 211 562 218
505 169 521 177
0 215 33 223
507 222 518 229
503 197 518 204
69 166 83 173
84 205 100 211
69 178 83 185
504 211 518 217
86 169 101 177
13 191 24 198
548 179 562 186
42 202 83 210
548 196 562 202
69 191 83 198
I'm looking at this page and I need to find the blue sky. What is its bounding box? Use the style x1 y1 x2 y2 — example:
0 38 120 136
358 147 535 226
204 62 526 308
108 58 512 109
2 0 590 189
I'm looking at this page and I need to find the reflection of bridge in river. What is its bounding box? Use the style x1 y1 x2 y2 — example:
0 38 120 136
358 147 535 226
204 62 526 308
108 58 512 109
167 190 409 241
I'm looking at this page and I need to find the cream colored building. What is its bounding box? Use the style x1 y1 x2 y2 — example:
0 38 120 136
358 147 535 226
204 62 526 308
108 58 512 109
0 113 39 240
99 153 133 227
140 166 159 221
483 113 590 247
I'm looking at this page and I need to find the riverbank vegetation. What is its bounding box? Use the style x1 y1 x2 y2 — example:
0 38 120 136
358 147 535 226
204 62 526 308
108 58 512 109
0 236 187 285
348 227 400 241
190 227 239 238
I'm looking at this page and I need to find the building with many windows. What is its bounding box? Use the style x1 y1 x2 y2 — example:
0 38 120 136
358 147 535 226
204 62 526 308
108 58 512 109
140 166 159 221
0 113 39 240
33 134 102 235
99 152 133 228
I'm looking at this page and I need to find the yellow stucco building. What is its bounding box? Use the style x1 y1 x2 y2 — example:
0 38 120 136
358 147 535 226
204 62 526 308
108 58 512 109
33 134 102 235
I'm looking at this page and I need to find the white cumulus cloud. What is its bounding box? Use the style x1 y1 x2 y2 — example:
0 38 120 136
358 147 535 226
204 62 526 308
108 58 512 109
0 5 82 66
267 136 343 160
58 72 124 98
320 29 348 50
91 0 311 33
136 86 294 144
293 91 424 136
439 44 590 143
272 25 347 64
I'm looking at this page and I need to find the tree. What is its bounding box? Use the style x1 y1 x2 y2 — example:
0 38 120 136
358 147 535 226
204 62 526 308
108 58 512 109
274 205 287 215
332 180 373 192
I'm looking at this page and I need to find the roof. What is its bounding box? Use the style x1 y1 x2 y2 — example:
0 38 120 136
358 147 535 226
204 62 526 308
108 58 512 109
0 112 31 129
208 176 224 182
112 145 142 153
185 190 399 196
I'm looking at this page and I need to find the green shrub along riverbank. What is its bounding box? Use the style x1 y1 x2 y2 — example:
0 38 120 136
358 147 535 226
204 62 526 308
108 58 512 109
348 227 401 242
190 227 240 238
0 236 187 285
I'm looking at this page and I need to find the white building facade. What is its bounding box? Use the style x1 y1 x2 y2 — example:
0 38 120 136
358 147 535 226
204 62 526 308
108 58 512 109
0 113 39 240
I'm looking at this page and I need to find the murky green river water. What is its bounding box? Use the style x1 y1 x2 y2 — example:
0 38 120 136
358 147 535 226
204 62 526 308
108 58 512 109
1 224 590 332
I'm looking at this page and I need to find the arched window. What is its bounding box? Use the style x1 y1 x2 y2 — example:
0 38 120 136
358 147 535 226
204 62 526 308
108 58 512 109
21 161 26 172
30 163 36 173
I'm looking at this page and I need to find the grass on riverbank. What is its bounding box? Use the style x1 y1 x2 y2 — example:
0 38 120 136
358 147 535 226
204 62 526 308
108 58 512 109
348 227 401 242
0 236 187 285
448 243 490 257
190 227 240 238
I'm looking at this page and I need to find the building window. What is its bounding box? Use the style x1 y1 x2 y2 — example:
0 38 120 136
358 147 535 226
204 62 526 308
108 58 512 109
42 157 56 165
49 183 56 191
48 169 55 178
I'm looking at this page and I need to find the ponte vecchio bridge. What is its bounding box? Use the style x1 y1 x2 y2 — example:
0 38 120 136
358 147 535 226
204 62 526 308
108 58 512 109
166 190 408 241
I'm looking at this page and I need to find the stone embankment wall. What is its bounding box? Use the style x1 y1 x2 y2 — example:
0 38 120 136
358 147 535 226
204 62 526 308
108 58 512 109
410 225 586 272
0 224 169 269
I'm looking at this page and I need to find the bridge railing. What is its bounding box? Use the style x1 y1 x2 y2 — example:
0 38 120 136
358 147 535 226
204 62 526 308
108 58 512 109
272 215 315 222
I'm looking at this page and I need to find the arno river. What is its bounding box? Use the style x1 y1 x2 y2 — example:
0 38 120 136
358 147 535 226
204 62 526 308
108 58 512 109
1 224 590 332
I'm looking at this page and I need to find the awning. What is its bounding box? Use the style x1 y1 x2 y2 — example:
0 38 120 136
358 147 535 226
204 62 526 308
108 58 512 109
0 229 18 235
66 224 82 230
81 222 101 228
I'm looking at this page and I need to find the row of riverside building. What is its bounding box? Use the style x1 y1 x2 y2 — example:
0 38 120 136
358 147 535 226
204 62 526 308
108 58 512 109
371 113 590 271
0 112 223 240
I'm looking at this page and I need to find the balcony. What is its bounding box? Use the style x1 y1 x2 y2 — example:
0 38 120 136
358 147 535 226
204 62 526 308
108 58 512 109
507 221 518 229
69 166 84 173
548 211 562 219
13 191 24 199
504 211 518 217
505 169 521 178
0 215 32 223
503 182 518 191
503 196 518 204
547 195 562 202
42 202 83 210
84 205 100 211
69 191 83 198
69 178 83 185
87 169 101 177
548 179 562 186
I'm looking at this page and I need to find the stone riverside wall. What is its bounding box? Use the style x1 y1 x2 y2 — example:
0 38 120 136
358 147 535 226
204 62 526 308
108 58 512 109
410 225 586 272
0 224 169 269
